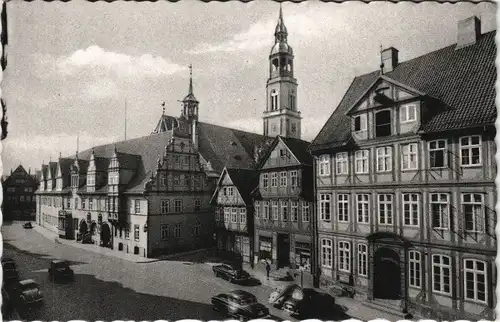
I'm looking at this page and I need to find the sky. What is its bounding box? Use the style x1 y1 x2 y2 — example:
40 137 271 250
0 0 496 175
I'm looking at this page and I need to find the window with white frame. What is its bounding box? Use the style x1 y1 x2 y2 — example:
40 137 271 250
227 187 234 196
319 194 331 221
376 147 392 172
271 173 278 187
174 224 181 237
462 193 484 232
338 194 349 222
280 171 287 187
378 194 393 225
174 199 183 213
409 251 422 288
357 194 369 224
255 203 260 218
161 224 171 240
231 208 238 223
429 140 447 168
302 202 310 222
432 254 451 295
338 241 351 272
355 150 369 174
82 198 86 209
290 171 298 187
239 208 246 224
262 174 268 188
272 201 279 220
194 222 201 236
318 155 330 176
160 172 167 187
173 174 180 186
194 198 201 212
125 226 130 239
460 136 481 166
358 244 367 276
402 143 418 170
134 200 141 214
464 259 487 303
291 201 298 221
224 208 230 222
354 114 367 132
134 224 140 241
400 104 416 123
336 152 349 175
281 200 288 221
263 201 269 219
430 193 449 229
321 239 332 268
403 193 419 226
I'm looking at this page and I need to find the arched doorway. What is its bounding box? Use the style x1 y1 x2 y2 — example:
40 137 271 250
134 246 139 255
374 247 402 299
90 221 97 235
79 219 88 235
100 222 111 247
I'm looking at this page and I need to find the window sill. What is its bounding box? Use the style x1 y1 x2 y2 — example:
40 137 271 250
461 164 483 168
376 170 392 174
464 298 488 305
401 168 419 172
432 290 452 297
403 225 420 228
355 172 369 175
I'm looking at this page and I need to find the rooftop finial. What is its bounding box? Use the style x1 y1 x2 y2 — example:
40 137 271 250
59 152 62 159
188 64 193 95
379 45 385 75
162 101 166 115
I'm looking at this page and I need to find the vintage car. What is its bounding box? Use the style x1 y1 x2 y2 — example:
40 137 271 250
23 222 33 229
268 283 302 308
2 258 20 284
283 288 336 319
48 260 74 281
13 279 44 307
212 263 250 283
211 290 270 320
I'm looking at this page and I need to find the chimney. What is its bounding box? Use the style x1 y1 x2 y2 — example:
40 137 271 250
456 16 481 49
29 167 31 174
380 47 399 74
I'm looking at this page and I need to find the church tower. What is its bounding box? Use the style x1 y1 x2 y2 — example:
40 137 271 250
263 5 301 139
181 64 199 122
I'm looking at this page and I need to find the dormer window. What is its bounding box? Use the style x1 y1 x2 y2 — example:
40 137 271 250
87 173 95 187
400 104 416 123
375 110 391 137
354 114 367 132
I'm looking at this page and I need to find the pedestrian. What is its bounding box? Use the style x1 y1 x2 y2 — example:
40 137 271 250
265 260 271 280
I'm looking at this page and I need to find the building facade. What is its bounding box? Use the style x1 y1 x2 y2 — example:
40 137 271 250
2 165 38 221
252 136 315 284
36 68 271 258
309 16 496 320
211 168 259 264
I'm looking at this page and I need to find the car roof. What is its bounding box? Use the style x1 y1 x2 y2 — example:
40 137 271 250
19 279 37 285
52 260 67 264
228 290 255 298
1 257 14 262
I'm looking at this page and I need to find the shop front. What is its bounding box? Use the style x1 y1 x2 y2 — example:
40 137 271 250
258 236 273 261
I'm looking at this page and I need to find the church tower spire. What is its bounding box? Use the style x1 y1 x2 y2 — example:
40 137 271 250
263 5 301 139
181 64 199 122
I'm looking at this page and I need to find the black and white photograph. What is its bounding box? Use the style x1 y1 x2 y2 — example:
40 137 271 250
0 0 497 321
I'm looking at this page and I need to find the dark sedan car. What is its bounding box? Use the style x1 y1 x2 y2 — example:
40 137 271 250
211 290 270 320
283 288 337 319
13 279 44 307
48 260 74 281
212 264 250 283
23 222 33 229
2 258 19 284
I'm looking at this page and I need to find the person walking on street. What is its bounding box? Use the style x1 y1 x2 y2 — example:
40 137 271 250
265 260 271 280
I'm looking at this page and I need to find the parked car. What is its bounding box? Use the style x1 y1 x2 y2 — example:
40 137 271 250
48 260 74 281
12 279 43 307
212 263 250 283
2 258 19 284
211 290 270 320
1 286 14 318
268 283 302 308
283 288 336 319
23 222 33 229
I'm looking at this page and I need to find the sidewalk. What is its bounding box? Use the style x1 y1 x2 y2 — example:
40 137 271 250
241 262 407 322
32 224 213 264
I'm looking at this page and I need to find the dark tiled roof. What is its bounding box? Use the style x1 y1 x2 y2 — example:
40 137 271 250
41 164 48 179
280 136 313 165
152 115 179 134
226 168 259 205
311 31 496 151
48 162 58 179
94 157 110 172
197 121 271 172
